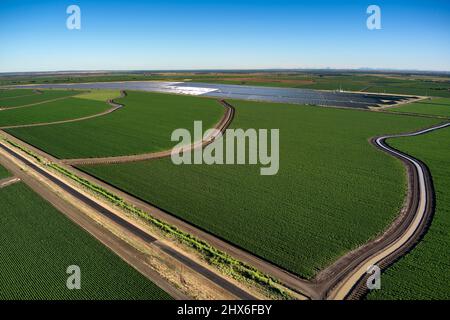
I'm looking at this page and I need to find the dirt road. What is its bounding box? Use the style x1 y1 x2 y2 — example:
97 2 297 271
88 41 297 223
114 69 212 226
0 91 126 130
1 97 447 300
0 176 20 188
62 99 235 165
0 140 257 300
327 122 450 299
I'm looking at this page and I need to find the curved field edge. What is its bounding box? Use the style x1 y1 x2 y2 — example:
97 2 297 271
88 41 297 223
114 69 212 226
0 90 80 108
0 97 112 127
73 89 121 102
367 126 450 300
2 138 293 299
79 100 440 279
5 91 226 159
0 182 171 300
390 97 450 118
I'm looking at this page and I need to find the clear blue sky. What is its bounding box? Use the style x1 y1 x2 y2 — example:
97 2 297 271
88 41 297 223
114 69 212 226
0 0 449 72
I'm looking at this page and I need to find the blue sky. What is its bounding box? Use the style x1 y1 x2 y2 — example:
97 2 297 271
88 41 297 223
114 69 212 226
0 0 449 72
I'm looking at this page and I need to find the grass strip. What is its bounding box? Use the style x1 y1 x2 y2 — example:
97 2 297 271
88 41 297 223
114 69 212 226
2 137 292 299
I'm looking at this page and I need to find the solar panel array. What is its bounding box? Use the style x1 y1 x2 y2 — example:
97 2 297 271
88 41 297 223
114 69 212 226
10 81 414 109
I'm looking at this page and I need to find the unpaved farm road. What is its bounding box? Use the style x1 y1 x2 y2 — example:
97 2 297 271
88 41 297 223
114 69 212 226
1 93 447 300
327 122 450 299
0 140 256 300
0 91 126 130
62 99 235 166
0 176 20 188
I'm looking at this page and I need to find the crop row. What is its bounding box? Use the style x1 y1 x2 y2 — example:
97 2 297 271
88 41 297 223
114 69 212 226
4 137 291 299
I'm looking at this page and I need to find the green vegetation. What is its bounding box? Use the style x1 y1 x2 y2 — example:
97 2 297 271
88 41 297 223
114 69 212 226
391 97 450 117
0 182 171 300
2 138 290 299
2 72 449 97
367 126 450 300
0 164 10 179
0 90 79 108
7 91 224 159
75 90 121 102
0 89 35 99
80 100 439 278
0 97 111 127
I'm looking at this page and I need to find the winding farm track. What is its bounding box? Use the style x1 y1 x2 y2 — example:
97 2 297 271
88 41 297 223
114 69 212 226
62 99 235 166
0 176 20 188
0 139 257 300
0 95 76 111
0 91 126 130
1 88 448 300
326 122 450 299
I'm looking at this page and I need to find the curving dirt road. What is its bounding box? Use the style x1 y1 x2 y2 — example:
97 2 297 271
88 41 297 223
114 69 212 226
1 95 448 300
0 140 257 300
0 176 20 189
327 122 450 299
62 99 235 166
0 91 126 130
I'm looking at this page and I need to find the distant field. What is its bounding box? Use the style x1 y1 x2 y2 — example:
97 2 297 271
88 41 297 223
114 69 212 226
0 182 171 300
391 97 450 117
0 89 35 99
0 97 111 127
2 72 450 97
367 126 450 299
7 91 224 159
200 76 450 98
75 90 121 102
0 90 79 108
80 100 438 278
0 164 10 179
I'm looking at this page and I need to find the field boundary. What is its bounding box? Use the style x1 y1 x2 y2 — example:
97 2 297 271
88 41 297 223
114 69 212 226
0 176 20 189
0 91 126 130
2 96 447 300
327 122 450 299
61 99 235 165
0 94 78 111
0 134 300 300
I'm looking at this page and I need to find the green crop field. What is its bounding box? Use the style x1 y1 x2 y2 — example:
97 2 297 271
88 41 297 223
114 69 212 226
6 91 225 159
0 97 111 127
0 182 171 300
0 164 10 179
79 100 439 278
391 98 450 118
2 72 449 97
75 90 121 102
0 89 35 99
367 126 450 300
0 90 80 108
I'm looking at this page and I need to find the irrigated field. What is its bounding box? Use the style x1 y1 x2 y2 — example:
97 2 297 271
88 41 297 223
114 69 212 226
0 164 10 179
0 89 35 99
2 72 450 98
0 90 80 108
75 90 121 102
80 100 439 278
391 97 450 117
0 97 111 127
7 92 225 159
0 182 171 300
367 126 450 300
